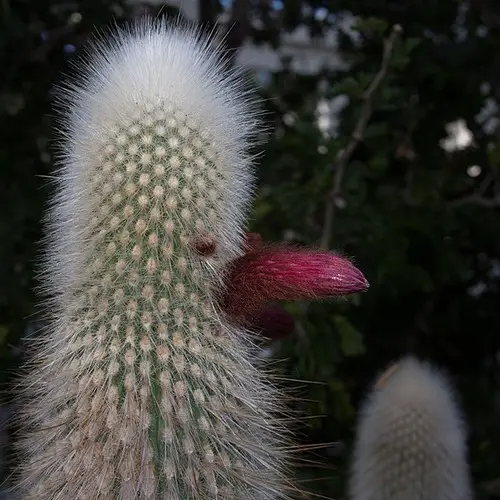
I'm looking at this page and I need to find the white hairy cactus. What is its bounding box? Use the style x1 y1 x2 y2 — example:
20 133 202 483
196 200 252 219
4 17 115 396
12 19 291 499
349 356 472 500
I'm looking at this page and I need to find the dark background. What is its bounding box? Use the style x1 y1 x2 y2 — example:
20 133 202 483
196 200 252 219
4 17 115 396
1 0 500 497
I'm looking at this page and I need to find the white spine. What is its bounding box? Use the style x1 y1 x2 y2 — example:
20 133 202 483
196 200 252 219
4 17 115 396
349 356 472 500
13 18 290 499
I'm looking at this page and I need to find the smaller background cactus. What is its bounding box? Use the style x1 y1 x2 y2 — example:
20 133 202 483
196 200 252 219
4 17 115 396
349 356 473 500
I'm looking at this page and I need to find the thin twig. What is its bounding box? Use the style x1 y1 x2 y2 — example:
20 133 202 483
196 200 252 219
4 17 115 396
448 194 500 208
447 172 500 208
319 24 403 249
293 25 403 339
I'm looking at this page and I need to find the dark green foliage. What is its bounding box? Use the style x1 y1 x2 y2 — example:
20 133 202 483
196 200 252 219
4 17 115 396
250 2 500 498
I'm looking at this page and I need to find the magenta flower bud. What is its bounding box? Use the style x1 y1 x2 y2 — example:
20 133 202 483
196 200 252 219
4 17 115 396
222 245 368 321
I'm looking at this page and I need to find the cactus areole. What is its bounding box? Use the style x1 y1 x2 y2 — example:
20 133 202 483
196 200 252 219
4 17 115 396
13 19 368 499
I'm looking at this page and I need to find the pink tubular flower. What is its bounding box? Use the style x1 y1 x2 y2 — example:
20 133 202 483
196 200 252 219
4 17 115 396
220 233 369 338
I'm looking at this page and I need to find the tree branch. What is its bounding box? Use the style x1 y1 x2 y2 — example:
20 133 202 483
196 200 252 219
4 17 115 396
447 173 500 208
319 24 403 249
448 194 500 208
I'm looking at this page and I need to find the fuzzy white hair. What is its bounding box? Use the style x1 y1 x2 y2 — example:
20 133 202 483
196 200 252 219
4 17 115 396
11 17 292 500
349 356 472 500
45 17 262 306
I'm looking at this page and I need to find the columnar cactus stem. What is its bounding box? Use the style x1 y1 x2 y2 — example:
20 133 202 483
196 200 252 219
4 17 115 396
12 18 368 500
349 356 472 500
13 19 290 500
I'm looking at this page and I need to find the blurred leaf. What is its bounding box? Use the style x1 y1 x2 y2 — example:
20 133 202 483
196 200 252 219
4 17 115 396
354 17 389 35
404 37 422 54
334 315 365 357
331 76 362 97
